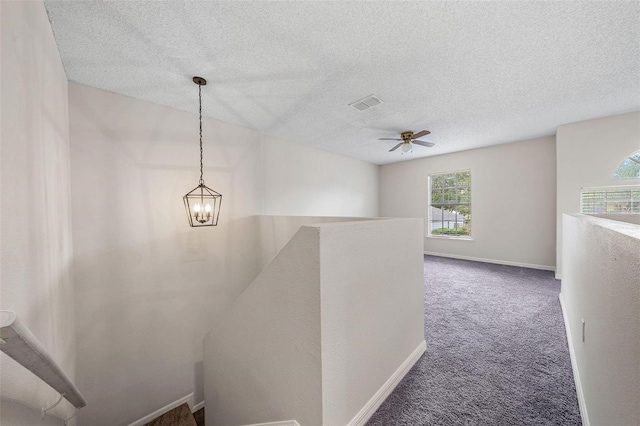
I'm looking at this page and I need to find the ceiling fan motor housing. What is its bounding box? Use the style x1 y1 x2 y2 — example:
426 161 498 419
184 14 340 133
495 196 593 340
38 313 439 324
401 131 414 141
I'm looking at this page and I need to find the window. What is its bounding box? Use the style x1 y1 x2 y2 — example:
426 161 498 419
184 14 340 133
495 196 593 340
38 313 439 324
429 170 471 237
613 150 640 179
581 185 640 214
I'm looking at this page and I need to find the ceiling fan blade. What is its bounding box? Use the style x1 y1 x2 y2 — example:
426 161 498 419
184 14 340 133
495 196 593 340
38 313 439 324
412 140 435 148
389 143 403 152
378 138 402 141
411 130 431 139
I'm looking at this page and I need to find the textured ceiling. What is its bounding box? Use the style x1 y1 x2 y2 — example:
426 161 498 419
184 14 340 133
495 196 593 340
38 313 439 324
44 1 640 165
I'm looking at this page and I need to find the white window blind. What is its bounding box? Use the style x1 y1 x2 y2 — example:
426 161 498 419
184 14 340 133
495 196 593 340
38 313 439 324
580 185 640 214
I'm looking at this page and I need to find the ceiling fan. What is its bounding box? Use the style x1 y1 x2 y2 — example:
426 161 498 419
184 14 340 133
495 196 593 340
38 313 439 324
379 130 435 153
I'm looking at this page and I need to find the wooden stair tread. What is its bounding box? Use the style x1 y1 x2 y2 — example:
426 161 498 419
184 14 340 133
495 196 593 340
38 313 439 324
146 403 197 426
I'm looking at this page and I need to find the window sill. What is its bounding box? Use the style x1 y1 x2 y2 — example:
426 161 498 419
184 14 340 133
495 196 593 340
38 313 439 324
425 235 474 241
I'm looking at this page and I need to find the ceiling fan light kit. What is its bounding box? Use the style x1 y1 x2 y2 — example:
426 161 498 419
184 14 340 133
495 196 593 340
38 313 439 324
380 130 435 154
183 76 222 227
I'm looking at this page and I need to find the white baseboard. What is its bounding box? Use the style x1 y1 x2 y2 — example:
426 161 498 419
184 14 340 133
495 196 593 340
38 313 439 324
424 251 555 272
128 393 196 426
192 400 205 412
555 273 562 280
559 293 589 426
244 421 300 426
347 340 427 426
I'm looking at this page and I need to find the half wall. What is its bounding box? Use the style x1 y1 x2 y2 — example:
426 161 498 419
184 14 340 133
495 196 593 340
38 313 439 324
204 217 425 426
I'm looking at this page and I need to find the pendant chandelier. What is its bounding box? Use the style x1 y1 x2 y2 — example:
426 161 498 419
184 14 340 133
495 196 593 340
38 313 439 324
183 77 222 227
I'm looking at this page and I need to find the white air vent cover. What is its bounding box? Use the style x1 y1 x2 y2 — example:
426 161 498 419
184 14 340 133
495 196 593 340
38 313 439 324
349 95 383 111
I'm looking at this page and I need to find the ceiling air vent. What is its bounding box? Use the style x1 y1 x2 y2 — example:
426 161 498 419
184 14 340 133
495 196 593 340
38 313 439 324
349 95 383 111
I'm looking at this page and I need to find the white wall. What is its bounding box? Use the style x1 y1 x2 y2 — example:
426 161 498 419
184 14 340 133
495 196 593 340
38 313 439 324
68 82 262 425
204 225 324 426
0 1 76 423
0 399 65 426
379 137 557 270
68 82 379 425
257 215 374 270
560 214 640 426
320 219 425 426
203 218 424 426
556 111 640 277
261 134 378 217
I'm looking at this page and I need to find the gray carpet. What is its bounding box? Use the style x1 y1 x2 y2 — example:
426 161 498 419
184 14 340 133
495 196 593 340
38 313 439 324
367 255 581 426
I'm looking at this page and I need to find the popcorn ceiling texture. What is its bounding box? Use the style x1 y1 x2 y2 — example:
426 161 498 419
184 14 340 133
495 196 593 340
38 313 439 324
44 1 639 165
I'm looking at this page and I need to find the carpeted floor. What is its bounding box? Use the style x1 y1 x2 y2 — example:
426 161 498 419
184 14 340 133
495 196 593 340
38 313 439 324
193 407 204 426
145 403 197 426
367 255 581 426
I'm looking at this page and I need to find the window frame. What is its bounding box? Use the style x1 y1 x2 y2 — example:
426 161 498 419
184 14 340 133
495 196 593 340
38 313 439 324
427 169 473 240
613 150 640 180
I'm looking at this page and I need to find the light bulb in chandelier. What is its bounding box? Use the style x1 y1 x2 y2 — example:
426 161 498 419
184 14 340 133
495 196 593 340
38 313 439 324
183 76 222 227
402 143 412 153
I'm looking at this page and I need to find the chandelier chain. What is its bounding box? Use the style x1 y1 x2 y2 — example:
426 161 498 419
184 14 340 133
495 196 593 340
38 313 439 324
199 84 204 185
